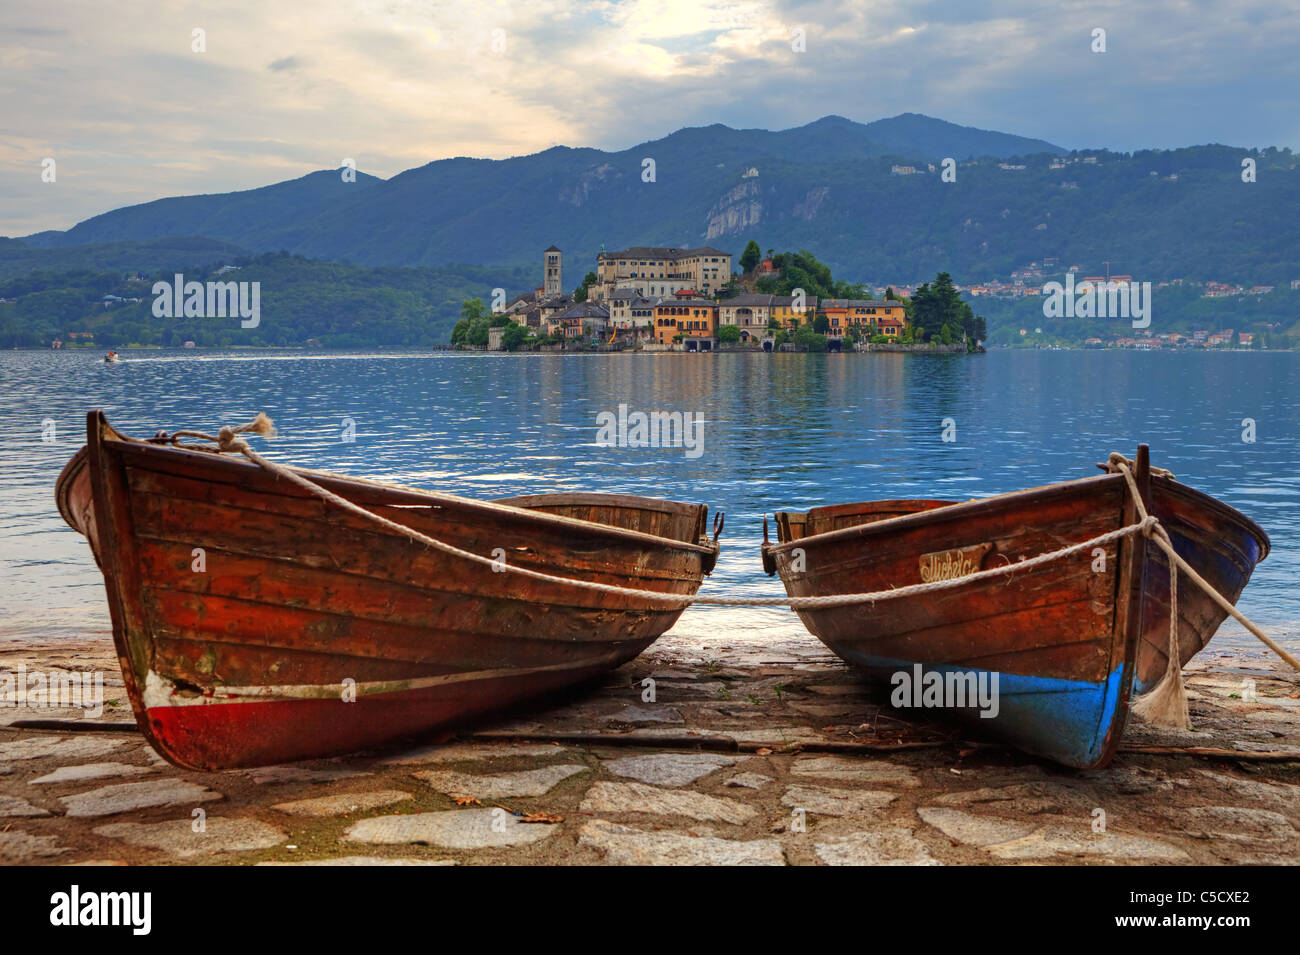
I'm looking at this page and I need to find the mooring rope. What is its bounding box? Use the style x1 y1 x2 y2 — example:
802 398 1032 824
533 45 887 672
161 417 1298 679
163 417 1155 610
1106 453 1300 674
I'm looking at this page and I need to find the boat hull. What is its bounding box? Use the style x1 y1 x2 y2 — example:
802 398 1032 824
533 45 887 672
1135 476 1269 692
764 463 1268 768
765 471 1151 768
57 412 719 770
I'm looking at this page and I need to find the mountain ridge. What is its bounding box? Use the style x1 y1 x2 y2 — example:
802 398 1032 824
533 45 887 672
10 115 1297 287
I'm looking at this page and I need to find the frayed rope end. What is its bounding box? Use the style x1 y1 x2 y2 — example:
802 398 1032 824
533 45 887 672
246 412 276 439
1131 666 1190 730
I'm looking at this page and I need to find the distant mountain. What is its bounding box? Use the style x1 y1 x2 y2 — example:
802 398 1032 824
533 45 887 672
13 114 1300 285
17 114 1058 260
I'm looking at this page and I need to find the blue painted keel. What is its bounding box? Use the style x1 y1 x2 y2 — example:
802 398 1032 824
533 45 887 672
854 654 1131 768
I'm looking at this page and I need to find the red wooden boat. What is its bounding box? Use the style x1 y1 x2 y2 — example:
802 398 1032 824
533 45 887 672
57 411 720 770
761 448 1269 768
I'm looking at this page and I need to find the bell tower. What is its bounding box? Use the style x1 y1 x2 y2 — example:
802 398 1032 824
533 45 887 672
544 246 562 297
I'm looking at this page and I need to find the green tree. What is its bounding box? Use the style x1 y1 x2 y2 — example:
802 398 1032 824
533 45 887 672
573 271 598 302
813 314 829 334
740 240 762 274
501 322 529 350
461 298 490 323
717 324 741 343
793 326 828 351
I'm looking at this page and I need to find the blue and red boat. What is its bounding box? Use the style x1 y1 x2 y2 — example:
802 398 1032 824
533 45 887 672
761 447 1269 768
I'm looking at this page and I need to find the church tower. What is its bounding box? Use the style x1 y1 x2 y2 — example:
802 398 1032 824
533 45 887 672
544 246 562 297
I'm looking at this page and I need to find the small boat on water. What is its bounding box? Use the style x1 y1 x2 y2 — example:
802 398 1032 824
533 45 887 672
761 447 1269 768
103 351 120 363
57 411 721 770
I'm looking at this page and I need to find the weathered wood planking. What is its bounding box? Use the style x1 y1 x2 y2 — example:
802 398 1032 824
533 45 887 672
762 450 1268 768
56 411 720 770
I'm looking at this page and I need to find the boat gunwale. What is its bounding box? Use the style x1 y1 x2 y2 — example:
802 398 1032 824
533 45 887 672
91 412 720 559
767 472 1129 557
1152 474 1270 561
766 471 1270 566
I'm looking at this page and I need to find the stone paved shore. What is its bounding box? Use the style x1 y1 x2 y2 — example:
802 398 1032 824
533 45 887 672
1 636 1297 865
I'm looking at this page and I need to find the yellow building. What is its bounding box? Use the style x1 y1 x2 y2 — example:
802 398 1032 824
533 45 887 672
770 294 818 329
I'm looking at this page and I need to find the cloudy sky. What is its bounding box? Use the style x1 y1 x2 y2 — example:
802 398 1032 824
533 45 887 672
2 0 1297 236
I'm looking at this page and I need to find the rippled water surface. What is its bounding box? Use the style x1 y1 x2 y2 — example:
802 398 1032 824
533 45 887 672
1 348 1296 656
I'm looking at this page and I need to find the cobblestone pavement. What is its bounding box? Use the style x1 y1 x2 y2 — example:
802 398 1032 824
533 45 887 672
2 637 1297 865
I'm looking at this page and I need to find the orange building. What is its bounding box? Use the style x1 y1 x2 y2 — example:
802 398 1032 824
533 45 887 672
820 299 908 339
653 293 718 350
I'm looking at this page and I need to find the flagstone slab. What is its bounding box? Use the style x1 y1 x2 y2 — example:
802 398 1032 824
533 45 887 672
814 829 942 866
380 742 568 766
580 781 756 825
239 765 373 785
271 790 414 817
414 765 588 798
918 807 1190 861
791 756 918 787
258 856 457 866
602 753 741 786
579 820 785 866
782 785 898 818
724 773 775 790
94 817 285 858
0 795 50 817
1177 806 1297 846
60 779 221 818
599 705 683 724
0 829 68 861
0 737 127 762
343 809 559 849
30 762 156 785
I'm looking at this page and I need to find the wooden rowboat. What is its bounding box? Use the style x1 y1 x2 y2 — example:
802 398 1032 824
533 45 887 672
57 411 720 770
761 448 1269 768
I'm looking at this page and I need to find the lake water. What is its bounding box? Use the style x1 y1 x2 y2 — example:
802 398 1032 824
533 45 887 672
1 348 1296 659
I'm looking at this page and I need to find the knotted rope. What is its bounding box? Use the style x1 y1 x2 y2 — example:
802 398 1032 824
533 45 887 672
160 415 1157 611
1103 454 1300 727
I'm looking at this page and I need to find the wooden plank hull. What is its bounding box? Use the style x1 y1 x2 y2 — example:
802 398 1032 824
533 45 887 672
1134 476 1269 692
56 412 720 770
766 470 1150 768
763 464 1267 768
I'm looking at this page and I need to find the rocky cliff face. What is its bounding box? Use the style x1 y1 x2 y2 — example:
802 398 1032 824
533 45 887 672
560 163 617 207
792 186 830 221
705 179 762 239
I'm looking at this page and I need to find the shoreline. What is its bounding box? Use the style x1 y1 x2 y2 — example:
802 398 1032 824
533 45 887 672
8 343 1288 354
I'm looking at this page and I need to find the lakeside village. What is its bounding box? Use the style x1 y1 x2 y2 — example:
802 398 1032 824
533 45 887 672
450 243 1285 353
450 243 974 353
19 243 1291 353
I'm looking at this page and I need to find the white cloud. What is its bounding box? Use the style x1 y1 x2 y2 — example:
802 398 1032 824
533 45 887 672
0 0 1297 235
